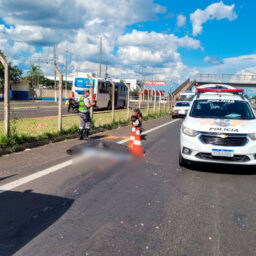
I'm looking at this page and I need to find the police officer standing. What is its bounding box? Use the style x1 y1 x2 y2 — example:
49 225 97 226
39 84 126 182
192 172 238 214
78 90 95 140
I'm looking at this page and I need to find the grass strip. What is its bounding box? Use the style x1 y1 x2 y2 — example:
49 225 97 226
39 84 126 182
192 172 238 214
0 108 170 156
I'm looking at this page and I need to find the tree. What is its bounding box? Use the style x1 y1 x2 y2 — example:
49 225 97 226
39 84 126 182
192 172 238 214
0 50 23 89
26 64 44 89
130 88 139 97
40 76 54 88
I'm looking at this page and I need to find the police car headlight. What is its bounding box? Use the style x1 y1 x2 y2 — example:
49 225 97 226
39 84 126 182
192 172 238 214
182 126 199 137
249 133 256 141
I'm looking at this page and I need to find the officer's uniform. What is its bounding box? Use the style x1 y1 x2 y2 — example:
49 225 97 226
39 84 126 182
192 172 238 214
78 96 91 140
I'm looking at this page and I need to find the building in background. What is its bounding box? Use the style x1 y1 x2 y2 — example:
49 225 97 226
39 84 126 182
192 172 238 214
112 79 142 91
10 80 30 100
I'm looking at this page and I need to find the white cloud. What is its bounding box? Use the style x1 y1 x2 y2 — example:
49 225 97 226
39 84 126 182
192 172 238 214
204 56 223 65
0 0 85 29
199 54 256 75
118 30 201 50
0 0 166 45
0 25 64 45
117 30 202 66
177 15 186 27
0 0 200 84
190 1 237 36
153 4 167 14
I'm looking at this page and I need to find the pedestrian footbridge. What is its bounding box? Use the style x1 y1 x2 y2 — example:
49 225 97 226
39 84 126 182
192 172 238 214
173 73 256 102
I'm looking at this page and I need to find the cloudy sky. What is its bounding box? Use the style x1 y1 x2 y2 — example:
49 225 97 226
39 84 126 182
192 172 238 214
0 0 255 88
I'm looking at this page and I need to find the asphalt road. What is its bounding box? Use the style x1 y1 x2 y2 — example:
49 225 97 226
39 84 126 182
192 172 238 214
1 116 256 255
0 102 152 120
0 106 72 120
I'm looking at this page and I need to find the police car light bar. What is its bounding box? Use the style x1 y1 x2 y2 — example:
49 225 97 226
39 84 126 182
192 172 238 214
196 87 244 93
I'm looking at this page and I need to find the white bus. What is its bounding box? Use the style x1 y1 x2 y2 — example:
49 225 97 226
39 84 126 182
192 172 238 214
72 75 128 109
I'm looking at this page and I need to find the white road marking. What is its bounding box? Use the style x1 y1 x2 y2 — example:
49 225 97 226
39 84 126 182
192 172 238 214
0 118 180 193
0 160 72 194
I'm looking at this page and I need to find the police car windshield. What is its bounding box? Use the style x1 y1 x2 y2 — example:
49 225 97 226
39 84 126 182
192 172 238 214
176 102 190 107
190 99 255 120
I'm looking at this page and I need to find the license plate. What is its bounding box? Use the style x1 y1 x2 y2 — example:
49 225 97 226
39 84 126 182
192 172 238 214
212 149 234 157
179 110 185 114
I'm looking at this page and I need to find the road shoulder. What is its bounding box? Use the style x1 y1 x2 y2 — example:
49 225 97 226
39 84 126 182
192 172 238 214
0 116 177 186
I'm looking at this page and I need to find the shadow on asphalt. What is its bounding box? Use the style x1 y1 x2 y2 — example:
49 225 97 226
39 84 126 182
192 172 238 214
0 190 74 256
0 174 17 182
141 134 147 141
184 163 256 175
90 135 107 140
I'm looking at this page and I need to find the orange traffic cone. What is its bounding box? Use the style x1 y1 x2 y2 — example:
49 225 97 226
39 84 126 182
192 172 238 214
131 127 145 157
128 124 136 149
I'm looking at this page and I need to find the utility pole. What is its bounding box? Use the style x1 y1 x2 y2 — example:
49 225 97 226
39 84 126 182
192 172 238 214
167 92 170 113
0 52 10 137
65 50 68 99
168 80 172 112
99 37 102 78
54 64 63 131
105 60 108 79
54 44 57 102
170 80 173 111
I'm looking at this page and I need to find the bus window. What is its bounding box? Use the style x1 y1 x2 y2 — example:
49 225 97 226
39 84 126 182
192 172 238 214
98 81 108 94
99 82 103 93
106 82 111 92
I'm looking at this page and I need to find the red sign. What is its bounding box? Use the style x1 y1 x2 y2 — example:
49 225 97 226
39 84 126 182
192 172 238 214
144 80 166 86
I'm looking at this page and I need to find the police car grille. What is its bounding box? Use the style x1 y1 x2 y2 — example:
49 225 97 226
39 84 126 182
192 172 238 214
200 133 248 146
196 153 250 162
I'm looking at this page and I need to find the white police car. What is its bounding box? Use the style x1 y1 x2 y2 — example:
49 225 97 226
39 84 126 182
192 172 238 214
180 85 256 166
172 101 191 118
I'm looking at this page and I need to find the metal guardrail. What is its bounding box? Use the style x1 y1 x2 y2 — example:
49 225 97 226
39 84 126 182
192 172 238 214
195 74 256 84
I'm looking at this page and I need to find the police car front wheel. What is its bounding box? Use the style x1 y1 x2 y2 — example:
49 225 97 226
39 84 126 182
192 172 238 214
179 151 185 167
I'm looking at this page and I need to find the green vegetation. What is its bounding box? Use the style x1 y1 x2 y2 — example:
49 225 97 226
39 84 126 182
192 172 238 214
25 64 44 89
0 108 170 155
0 50 23 89
130 88 139 97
